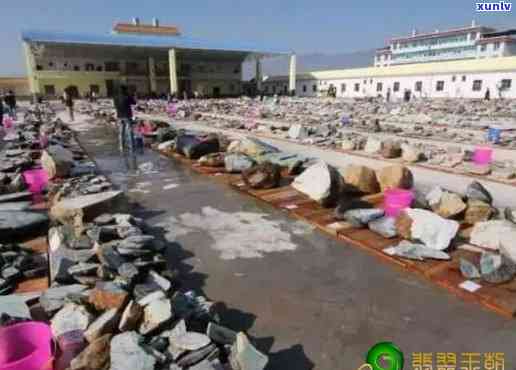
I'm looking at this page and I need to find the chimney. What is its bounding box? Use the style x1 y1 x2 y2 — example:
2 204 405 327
152 18 159 27
132 17 140 26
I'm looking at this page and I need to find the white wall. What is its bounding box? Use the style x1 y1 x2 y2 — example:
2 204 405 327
264 70 516 99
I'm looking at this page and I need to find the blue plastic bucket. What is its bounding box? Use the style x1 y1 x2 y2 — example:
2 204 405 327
488 127 501 144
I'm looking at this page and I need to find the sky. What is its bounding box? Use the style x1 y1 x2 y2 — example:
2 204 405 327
2 0 516 76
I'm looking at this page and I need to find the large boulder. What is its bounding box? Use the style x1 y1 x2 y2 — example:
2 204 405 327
110 332 156 370
464 200 494 225
227 137 279 158
375 165 413 192
288 124 309 140
0 211 49 241
380 140 402 159
401 144 423 163
395 208 459 250
292 161 342 207
364 138 383 154
426 187 466 219
42 145 75 179
242 162 281 189
224 154 256 173
470 220 516 251
466 181 493 204
342 165 380 194
175 135 219 159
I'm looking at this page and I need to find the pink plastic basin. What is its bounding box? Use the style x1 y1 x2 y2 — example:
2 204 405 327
23 169 49 194
3 117 13 129
473 146 493 165
383 188 414 217
0 322 53 370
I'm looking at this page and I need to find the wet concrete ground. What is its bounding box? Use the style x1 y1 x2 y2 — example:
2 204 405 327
75 118 516 370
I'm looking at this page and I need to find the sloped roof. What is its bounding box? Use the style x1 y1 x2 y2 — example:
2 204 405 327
21 29 288 56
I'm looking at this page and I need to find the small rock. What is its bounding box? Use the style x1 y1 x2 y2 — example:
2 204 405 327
68 263 100 277
41 144 75 179
368 216 398 238
70 334 111 370
342 165 380 194
375 165 413 192
466 164 491 176
207 322 237 345
341 208 384 227
242 162 281 189
292 161 343 207
51 303 93 337
119 300 144 332
85 308 119 343
380 140 402 159
139 298 172 335
110 332 156 370
288 124 309 140
460 258 481 279
340 139 356 151
93 213 115 226
118 263 139 282
470 220 516 250
401 144 423 163
199 153 225 167
0 211 49 241
427 188 466 219
147 270 172 292
464 200 494 225
480 252 516 284
40 284 88 314
466 181 493 204
224 154 256 173
177 344 217 368
0 295 31 319
383 241 451 261
364 137 383 154
174 332 212 351
89 281 128 311
229 332 268 370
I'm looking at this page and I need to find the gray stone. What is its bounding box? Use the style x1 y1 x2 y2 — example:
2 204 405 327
89 281 129 311
174 332 211 351
0 191 32 203
146 270 172 292
0 201 31 211
177 344 217 368
0 211 48 241
470 220 516 251
139 298 172 335
460 258 481 279
118 263 139 282
118 235 155 249
368 216 398 238
119 300 144 332
189 359 224 370
94 213 115 226
39 284 88 314
466 181 493 204
364 137 383 154
403 209 459 250
41 144 75 179
383 241 451 261
207 322 237 345
480 252 516 284
229 332 268 370
70 334 111 370
342 208 384 227
68 263 99 277
51 303 93 337
110 332 156 370
2 266 21 282
97 246 126 270
224 154 256 173
85 308 119 343
167 319 188 360
292 161 342 207
117 248 152 257
288 124 309 140
137 290 166 307
504 208 516 224
0 295 31 319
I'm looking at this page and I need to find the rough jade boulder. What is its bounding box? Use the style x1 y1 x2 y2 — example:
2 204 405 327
41 144 75 179
292 161 342 207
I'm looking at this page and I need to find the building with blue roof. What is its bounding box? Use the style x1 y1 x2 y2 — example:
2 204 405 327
21 18 296 98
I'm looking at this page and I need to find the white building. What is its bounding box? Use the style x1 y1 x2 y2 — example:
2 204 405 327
375 21 516 67
262 56 516 99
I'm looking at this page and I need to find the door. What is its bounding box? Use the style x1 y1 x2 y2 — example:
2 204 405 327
106 80 115 97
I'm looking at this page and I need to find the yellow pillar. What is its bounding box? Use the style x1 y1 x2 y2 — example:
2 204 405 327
168 49 178 95
148 57 157 93
23 42 40 95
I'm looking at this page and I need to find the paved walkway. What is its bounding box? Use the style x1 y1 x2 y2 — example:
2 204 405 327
74 117 516 370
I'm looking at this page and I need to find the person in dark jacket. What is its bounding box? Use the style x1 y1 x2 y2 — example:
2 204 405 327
4 90 16 120
485 88 491 101
63 87 75 122
0 96 4 126
114 85 137 152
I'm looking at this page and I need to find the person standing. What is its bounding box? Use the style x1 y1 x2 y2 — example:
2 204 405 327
0 95 4 126
485 88 491 101
114 85 137 152
63 87 75 122
4 90 16 120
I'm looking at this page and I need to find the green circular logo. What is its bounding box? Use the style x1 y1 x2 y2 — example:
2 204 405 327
366 342 404 370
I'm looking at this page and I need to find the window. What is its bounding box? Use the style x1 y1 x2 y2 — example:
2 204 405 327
363 80 367 84
283 85 288 93
340 83 346 93
233 67 241 74
452 75 456 82
415 81 422 92
272 86 276 93
312 84 317 92
85 63 95 71
393 82 400 92
73 66 80 71
436 81 445 91
480 44 487 52
303 85 307 92
376 82 383 92
494 42 500 50
96 66 103 72
462 75 467 82
44 85 55 96
472 80 483 91
36 65 43 71
105 62 120 72
48 62 54 68
501 79 512 89
354 83 360 92
90 85 100 94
